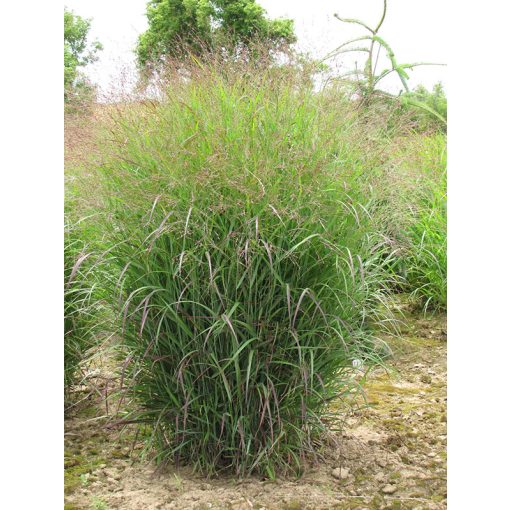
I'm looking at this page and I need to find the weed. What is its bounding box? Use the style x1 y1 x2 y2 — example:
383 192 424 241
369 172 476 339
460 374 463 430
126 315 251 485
90 497 109 510
80 473 90 487
324 0 445 125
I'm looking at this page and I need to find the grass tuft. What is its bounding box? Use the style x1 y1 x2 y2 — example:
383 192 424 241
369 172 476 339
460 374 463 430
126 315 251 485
99 57 396 476
64 207 108 407
405 142 447 312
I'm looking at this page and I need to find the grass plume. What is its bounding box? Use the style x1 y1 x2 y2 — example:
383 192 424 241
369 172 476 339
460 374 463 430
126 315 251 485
98 56 396 476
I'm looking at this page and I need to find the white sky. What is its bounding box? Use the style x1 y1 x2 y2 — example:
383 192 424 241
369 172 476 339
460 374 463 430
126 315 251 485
64 0 447 97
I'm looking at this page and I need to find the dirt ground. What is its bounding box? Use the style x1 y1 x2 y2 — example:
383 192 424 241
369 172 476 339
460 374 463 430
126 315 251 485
64 307 446 510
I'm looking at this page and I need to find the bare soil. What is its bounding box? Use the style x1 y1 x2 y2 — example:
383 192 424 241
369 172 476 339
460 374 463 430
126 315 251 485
65 310 446 510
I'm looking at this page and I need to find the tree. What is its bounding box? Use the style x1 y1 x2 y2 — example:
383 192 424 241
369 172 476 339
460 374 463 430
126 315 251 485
136 0 295 68
64 7 102 100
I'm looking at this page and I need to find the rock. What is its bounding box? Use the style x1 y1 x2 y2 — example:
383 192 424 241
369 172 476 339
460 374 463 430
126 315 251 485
332 467 350 480
382 484 397 494
103 468 121 480
229 501 252 510
374 472 385 482
377 458 388 468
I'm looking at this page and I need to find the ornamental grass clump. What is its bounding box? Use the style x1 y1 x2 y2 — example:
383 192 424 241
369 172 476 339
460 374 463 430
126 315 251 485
64 213 102 405
405 136 447 312
101 55 393 477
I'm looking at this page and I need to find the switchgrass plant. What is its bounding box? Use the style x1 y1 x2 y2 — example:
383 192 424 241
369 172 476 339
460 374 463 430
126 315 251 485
370 132 447 311
64 208 108 407
405 137 447 312
99 55 395 477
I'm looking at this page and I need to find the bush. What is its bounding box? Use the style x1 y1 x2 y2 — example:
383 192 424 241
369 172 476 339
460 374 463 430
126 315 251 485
100 56 394 476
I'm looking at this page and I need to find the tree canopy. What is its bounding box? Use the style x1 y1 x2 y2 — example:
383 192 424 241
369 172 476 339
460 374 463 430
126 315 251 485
136 0 296 68
64 7 102 96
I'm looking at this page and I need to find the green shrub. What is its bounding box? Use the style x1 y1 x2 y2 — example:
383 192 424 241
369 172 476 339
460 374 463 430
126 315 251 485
100 57 394 476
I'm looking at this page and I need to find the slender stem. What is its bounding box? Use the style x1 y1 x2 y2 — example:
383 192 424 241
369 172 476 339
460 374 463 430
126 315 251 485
374 0 387 34
373 42 382 78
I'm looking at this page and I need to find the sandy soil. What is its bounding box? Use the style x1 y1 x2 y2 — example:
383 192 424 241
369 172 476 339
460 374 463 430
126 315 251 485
65 310 446 510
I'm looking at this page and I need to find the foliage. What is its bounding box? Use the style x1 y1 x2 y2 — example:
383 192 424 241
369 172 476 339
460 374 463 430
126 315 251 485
405 136 447 312
64 7 102 102
99 56 394 476
324 0 444 124
401 82 447 132
64 209 106 406
365 130 447 310
136 0 295 68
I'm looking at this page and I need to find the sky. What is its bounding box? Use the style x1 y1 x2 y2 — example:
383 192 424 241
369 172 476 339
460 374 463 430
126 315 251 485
64 0 447 98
